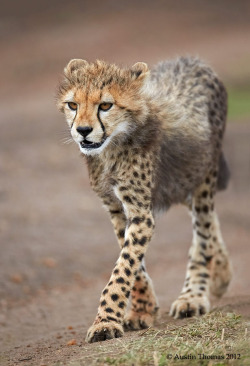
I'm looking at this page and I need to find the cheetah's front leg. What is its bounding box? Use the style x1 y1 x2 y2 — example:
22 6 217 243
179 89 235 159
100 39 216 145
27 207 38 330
108 203 159 331
86 207 155 343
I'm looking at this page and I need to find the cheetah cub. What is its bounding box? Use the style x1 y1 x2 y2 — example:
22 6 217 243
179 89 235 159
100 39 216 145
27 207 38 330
56 57 232 343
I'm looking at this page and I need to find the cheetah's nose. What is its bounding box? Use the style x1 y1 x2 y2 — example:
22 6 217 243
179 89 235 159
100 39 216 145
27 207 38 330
76 126 93 138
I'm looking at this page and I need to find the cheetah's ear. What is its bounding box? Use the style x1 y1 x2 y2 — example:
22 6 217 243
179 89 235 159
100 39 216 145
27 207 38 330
131 62 149 80
64 59 88 76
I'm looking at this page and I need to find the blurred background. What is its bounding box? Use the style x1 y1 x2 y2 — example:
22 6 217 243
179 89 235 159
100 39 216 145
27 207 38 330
0 0 250 355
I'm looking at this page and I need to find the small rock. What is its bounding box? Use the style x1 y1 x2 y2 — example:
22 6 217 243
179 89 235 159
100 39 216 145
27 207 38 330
42 257 57 268
10 274 24 284
67 339 77 346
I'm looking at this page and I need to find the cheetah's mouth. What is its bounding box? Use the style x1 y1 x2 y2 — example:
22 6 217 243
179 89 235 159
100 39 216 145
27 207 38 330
80 137 106 150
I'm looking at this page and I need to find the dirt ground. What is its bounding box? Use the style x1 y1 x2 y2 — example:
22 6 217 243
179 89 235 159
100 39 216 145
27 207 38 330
0 1 250 365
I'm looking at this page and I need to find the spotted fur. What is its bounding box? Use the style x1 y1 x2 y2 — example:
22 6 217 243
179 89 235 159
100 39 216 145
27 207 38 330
56 56 232 343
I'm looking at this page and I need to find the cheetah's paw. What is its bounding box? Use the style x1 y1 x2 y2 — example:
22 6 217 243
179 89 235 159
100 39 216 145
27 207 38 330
170 295 210 319
124 308 159 330
86 321 124 343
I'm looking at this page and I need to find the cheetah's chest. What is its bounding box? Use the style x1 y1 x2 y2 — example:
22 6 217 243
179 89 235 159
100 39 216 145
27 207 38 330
88 158 123 201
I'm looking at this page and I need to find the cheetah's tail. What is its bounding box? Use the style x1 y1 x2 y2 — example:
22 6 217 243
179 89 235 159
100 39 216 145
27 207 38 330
217 152 230 191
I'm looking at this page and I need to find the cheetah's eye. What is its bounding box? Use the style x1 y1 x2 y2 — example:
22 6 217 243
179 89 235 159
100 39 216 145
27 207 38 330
67 102 77 111
99 102 113 111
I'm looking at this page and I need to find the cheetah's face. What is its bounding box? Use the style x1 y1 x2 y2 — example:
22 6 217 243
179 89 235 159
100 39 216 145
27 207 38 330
57 59 149 156
62 87 129 156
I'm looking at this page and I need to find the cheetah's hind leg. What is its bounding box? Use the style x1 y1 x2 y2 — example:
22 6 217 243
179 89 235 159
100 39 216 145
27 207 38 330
124 260 159 330
208 213 232 297
170 172 232 319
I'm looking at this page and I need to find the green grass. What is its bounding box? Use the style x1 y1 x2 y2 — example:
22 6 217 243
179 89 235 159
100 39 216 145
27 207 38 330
228 89 250 120
69 312 250 366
